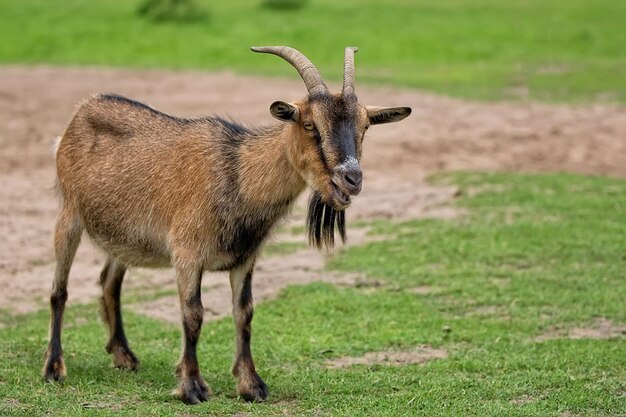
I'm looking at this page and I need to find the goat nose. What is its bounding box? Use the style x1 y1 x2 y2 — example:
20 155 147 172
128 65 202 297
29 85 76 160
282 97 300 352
343 170 362 194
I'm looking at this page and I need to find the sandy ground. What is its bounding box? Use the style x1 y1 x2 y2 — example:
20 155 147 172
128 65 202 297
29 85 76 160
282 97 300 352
1 66 625 324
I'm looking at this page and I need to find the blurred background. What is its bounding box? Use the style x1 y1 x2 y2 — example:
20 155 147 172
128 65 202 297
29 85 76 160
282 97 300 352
1 0 624 102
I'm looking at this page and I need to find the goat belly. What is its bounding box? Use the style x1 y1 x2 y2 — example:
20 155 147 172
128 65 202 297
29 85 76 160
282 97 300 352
84 226 171 268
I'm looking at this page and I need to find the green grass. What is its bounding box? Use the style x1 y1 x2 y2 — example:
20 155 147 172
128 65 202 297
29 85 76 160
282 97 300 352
1 0 625 103
1 172 625 416
262 240 307 256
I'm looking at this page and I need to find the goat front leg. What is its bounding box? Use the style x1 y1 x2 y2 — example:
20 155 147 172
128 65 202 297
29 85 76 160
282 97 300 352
174 262 210 404
230 261 268 402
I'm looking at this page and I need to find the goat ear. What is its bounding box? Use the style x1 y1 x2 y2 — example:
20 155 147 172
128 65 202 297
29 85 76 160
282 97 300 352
366 106 412 125
270 101 300 122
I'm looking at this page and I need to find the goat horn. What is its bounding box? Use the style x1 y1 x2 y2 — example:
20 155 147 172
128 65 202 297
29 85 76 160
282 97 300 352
342 46 358 97
251 46 328 96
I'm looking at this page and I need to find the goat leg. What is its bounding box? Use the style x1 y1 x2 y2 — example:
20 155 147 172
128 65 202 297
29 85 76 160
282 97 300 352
230 261 268 402
99 257 139 370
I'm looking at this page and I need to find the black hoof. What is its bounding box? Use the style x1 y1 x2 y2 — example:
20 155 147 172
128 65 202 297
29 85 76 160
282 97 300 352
43 354 66 383
177 375 211 405
238 373 268 403
109 345 140 370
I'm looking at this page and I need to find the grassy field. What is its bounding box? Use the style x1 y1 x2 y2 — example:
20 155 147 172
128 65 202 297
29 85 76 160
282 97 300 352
0 0 625 103
1 172 624 416
2 2 624 415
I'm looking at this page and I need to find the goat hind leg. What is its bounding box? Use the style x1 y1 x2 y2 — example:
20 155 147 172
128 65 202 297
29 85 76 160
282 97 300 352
43 208 82 382
99 257 139 370
230 262 268 402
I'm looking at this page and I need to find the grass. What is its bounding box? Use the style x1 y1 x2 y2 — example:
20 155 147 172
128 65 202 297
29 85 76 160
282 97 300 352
0 0 625 103
1 172 625 416
262 240 307 256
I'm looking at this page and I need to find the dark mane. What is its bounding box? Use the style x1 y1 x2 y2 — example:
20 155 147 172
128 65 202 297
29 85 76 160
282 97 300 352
99 94 271 141
98 94 195 124
211 116 252 136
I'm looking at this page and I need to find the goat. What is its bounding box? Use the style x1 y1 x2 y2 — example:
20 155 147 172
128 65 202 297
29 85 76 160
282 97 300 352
43 46 411 404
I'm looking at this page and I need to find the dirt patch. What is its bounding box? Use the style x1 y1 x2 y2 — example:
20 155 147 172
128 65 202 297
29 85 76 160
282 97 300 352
325 346 448 369
510 393 546 405
130 228 385 324
406 285 439 295
3 399 21 407
561 412 582 417
535 318 626 342
510 394 534 405
0 66 625 319
130 249 361 324
80 401 124 411
465 304 510 318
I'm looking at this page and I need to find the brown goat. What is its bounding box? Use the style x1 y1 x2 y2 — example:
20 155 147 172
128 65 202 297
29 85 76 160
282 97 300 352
43 46 411 404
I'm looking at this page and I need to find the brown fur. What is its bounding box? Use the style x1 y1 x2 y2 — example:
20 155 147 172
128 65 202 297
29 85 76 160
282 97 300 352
229 262 268 402
42 47 411 404
99 258 139 370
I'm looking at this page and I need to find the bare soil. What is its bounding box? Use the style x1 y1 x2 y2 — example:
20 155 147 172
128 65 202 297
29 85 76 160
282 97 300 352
535 318 626 342
1 66 625 323
510 393 547 405
325 346 448 368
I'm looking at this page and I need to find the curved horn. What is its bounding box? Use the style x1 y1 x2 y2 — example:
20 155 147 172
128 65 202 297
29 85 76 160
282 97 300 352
342 46 358 97
251 46 328 95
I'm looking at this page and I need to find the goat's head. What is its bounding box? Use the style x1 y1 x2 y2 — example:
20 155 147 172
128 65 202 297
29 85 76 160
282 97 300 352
252 46 411 249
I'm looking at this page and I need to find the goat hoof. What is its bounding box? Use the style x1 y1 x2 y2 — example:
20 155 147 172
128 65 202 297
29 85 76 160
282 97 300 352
176 375 211 405
238 372 268 402
109 345 140 370
42 353 66 383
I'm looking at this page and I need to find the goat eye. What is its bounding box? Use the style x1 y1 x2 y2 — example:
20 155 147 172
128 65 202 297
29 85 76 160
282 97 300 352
303 121 315 131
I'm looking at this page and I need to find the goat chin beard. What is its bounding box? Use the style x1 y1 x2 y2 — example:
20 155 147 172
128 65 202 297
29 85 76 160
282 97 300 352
306 191 347 250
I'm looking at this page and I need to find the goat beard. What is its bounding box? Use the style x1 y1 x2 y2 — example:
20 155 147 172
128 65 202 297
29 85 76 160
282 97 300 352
306 191 346 250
